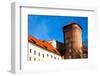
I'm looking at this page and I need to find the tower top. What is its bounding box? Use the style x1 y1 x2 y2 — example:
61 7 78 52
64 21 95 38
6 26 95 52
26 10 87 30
63 22 82 32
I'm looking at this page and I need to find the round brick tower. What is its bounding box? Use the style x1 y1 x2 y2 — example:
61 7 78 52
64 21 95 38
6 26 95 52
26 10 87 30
63 22 83 59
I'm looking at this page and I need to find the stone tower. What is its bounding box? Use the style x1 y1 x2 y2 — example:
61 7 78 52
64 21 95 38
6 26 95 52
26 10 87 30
63 22 83 59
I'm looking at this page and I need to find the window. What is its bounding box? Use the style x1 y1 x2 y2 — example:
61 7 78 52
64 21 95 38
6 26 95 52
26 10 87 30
42 54 44 58
51 55 53 58
30 49 32 53
47 54 49 57
38 52 40 56
29 57 31 61
34 50 36 55
34 58 36 61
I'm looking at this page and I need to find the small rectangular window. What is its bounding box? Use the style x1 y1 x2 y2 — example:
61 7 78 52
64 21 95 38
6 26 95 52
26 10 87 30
51 55 53 58
54 57 56 59
47 54 49 57
42 54 44 58
30 49 32 53
38 52 40 56
29 57 31 61
34 58 36 61
34 50 36 55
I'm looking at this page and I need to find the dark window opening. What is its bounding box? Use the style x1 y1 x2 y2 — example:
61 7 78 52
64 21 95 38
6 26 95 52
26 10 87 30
38 52 40 56
42 54 44 58
51 55 53 58
34 50 36 55
47 54 49 57
54 57 56 59
30 57 31 61
34 58 36 61
30 49 32 53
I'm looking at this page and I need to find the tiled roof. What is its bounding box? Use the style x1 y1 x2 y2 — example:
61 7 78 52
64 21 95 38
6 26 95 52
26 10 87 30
28 35 61 56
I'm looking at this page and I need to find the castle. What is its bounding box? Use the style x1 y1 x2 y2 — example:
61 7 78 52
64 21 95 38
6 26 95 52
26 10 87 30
28 22 88 61
63 22 88 59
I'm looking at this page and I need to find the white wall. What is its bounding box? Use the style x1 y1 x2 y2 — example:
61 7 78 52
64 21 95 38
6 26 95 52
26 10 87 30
28 42 62 61
0 0 100 76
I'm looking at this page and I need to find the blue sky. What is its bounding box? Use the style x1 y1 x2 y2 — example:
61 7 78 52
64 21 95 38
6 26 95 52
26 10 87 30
28 15 88 46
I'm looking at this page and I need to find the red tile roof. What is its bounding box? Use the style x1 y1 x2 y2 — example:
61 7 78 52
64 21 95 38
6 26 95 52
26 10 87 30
28 35 61 56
